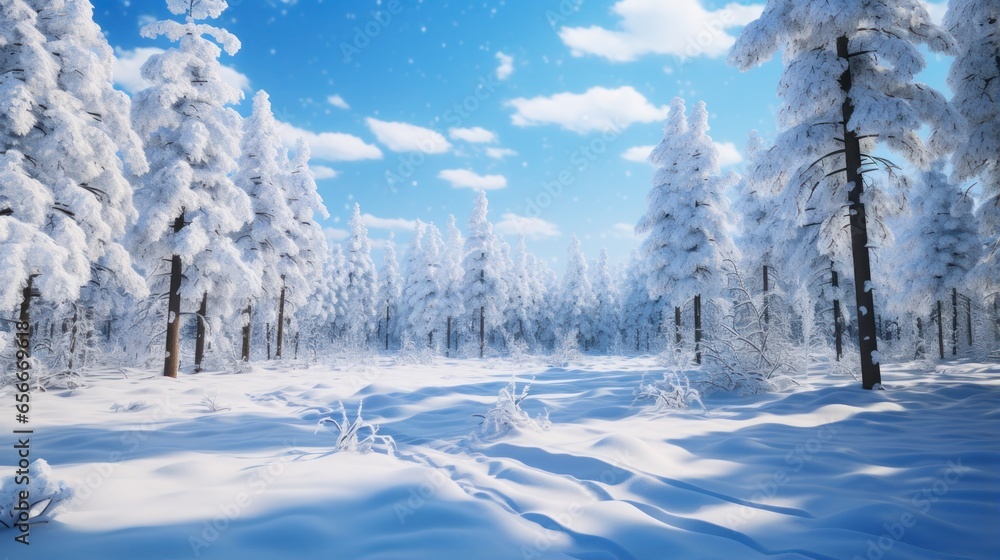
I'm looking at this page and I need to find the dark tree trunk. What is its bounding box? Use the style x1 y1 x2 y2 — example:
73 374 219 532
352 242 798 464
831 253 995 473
294 332 300 360
106 318 112 342
952 288 959 356
635 328 640 352
68 305 79 371
762 265 770 325
966 296 973 348
838 35 882 389
674 306 682 349
194 292 208 373
428 331 433 348
276 276 286 359
937 300 945 359
694 295 702 365
164 213 185 378
446 316 452 358
241 304 252 362
385 304 390 351
266 323 272 360
916 316 924 359
832 268 843 361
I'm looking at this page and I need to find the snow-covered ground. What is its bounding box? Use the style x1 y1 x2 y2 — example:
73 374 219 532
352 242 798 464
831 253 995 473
5 356 999 559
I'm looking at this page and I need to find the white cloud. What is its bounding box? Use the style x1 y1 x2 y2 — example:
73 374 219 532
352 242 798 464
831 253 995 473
609 222 646 239
113 47 251 93
275 120 383 162
495 213 561 239
622 145 655 163
559 0 763 62
327 94 350 109
324 227 349 243
365 118 451 154
496 51 514 80
506 86 669 134
922 1 947 25
310 165 338 179
715 141 743 168
361 213 418 231
623 142 742 167
448 126 497 143
437 169 507 190
486 147 518 159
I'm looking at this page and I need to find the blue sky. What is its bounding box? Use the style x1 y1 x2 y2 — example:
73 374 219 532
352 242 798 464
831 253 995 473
91 0 952 268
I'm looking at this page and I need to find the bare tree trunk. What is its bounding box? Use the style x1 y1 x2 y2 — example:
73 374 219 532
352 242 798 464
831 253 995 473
937 300 945 359
694 295 702 365
194 292 208 373
241 304 252 362
838 35 882 389
763 265 770 325
266 323 272 360
832 268 843 361
276 275 286 359
916 316 924 359
446 316 452 358
385 304 390 351
479 305 485 358
164 213 185 378
952 288 959 356
966 296 973 348
68 305 79 372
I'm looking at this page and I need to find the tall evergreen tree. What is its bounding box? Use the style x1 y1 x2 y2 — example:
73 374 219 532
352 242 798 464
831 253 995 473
439 215 465 355
376 232 403 350
730 0 963 387
461 191 507 357
559 234 596 350
0 0 148 366
343 203 378 344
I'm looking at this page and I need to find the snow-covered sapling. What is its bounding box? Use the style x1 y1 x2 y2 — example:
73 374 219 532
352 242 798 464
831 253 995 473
317 400 396 455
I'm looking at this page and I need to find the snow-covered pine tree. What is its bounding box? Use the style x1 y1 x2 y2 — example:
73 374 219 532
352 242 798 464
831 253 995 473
343 204 378 345
891 162 981 358
129 0 254 377
636 98 737 363
618 252 663 354
439 215 465 356
405 223 444 349
234 90 295 362
730 0 963 388
281 138 329 359
559 234 596 351
945 0 1000 300
0 0 149 366
591 248 620 352
376 232 403 350
461 191 508 357
505 235 537 348
399 220 425 347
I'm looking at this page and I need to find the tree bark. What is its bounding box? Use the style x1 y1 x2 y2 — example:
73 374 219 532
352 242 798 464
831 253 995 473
164 212 185 378
276 275 286 359
385 304 390 351
479 305 485 358
937 300 945 359
266 323 272 360
194 291 208 373
838 36 882 389
674 306 682 350
68 305 79 372
966 296 973 348
952 287 959 356
446 316 452 358
832 268 843 361
694 295 702 365
762 265 770 325
241 304 252 362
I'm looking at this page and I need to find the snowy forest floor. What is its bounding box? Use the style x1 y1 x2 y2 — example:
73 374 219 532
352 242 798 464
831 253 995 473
5 355 999 559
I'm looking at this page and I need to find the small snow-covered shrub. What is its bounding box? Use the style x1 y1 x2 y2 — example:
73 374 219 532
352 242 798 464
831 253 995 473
546 330 582 366
392 338 435 365
317 401 396 455
200 394 231 413
110 401 147 413
636 370 706 412
474 378 550 437
0 459 73 529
